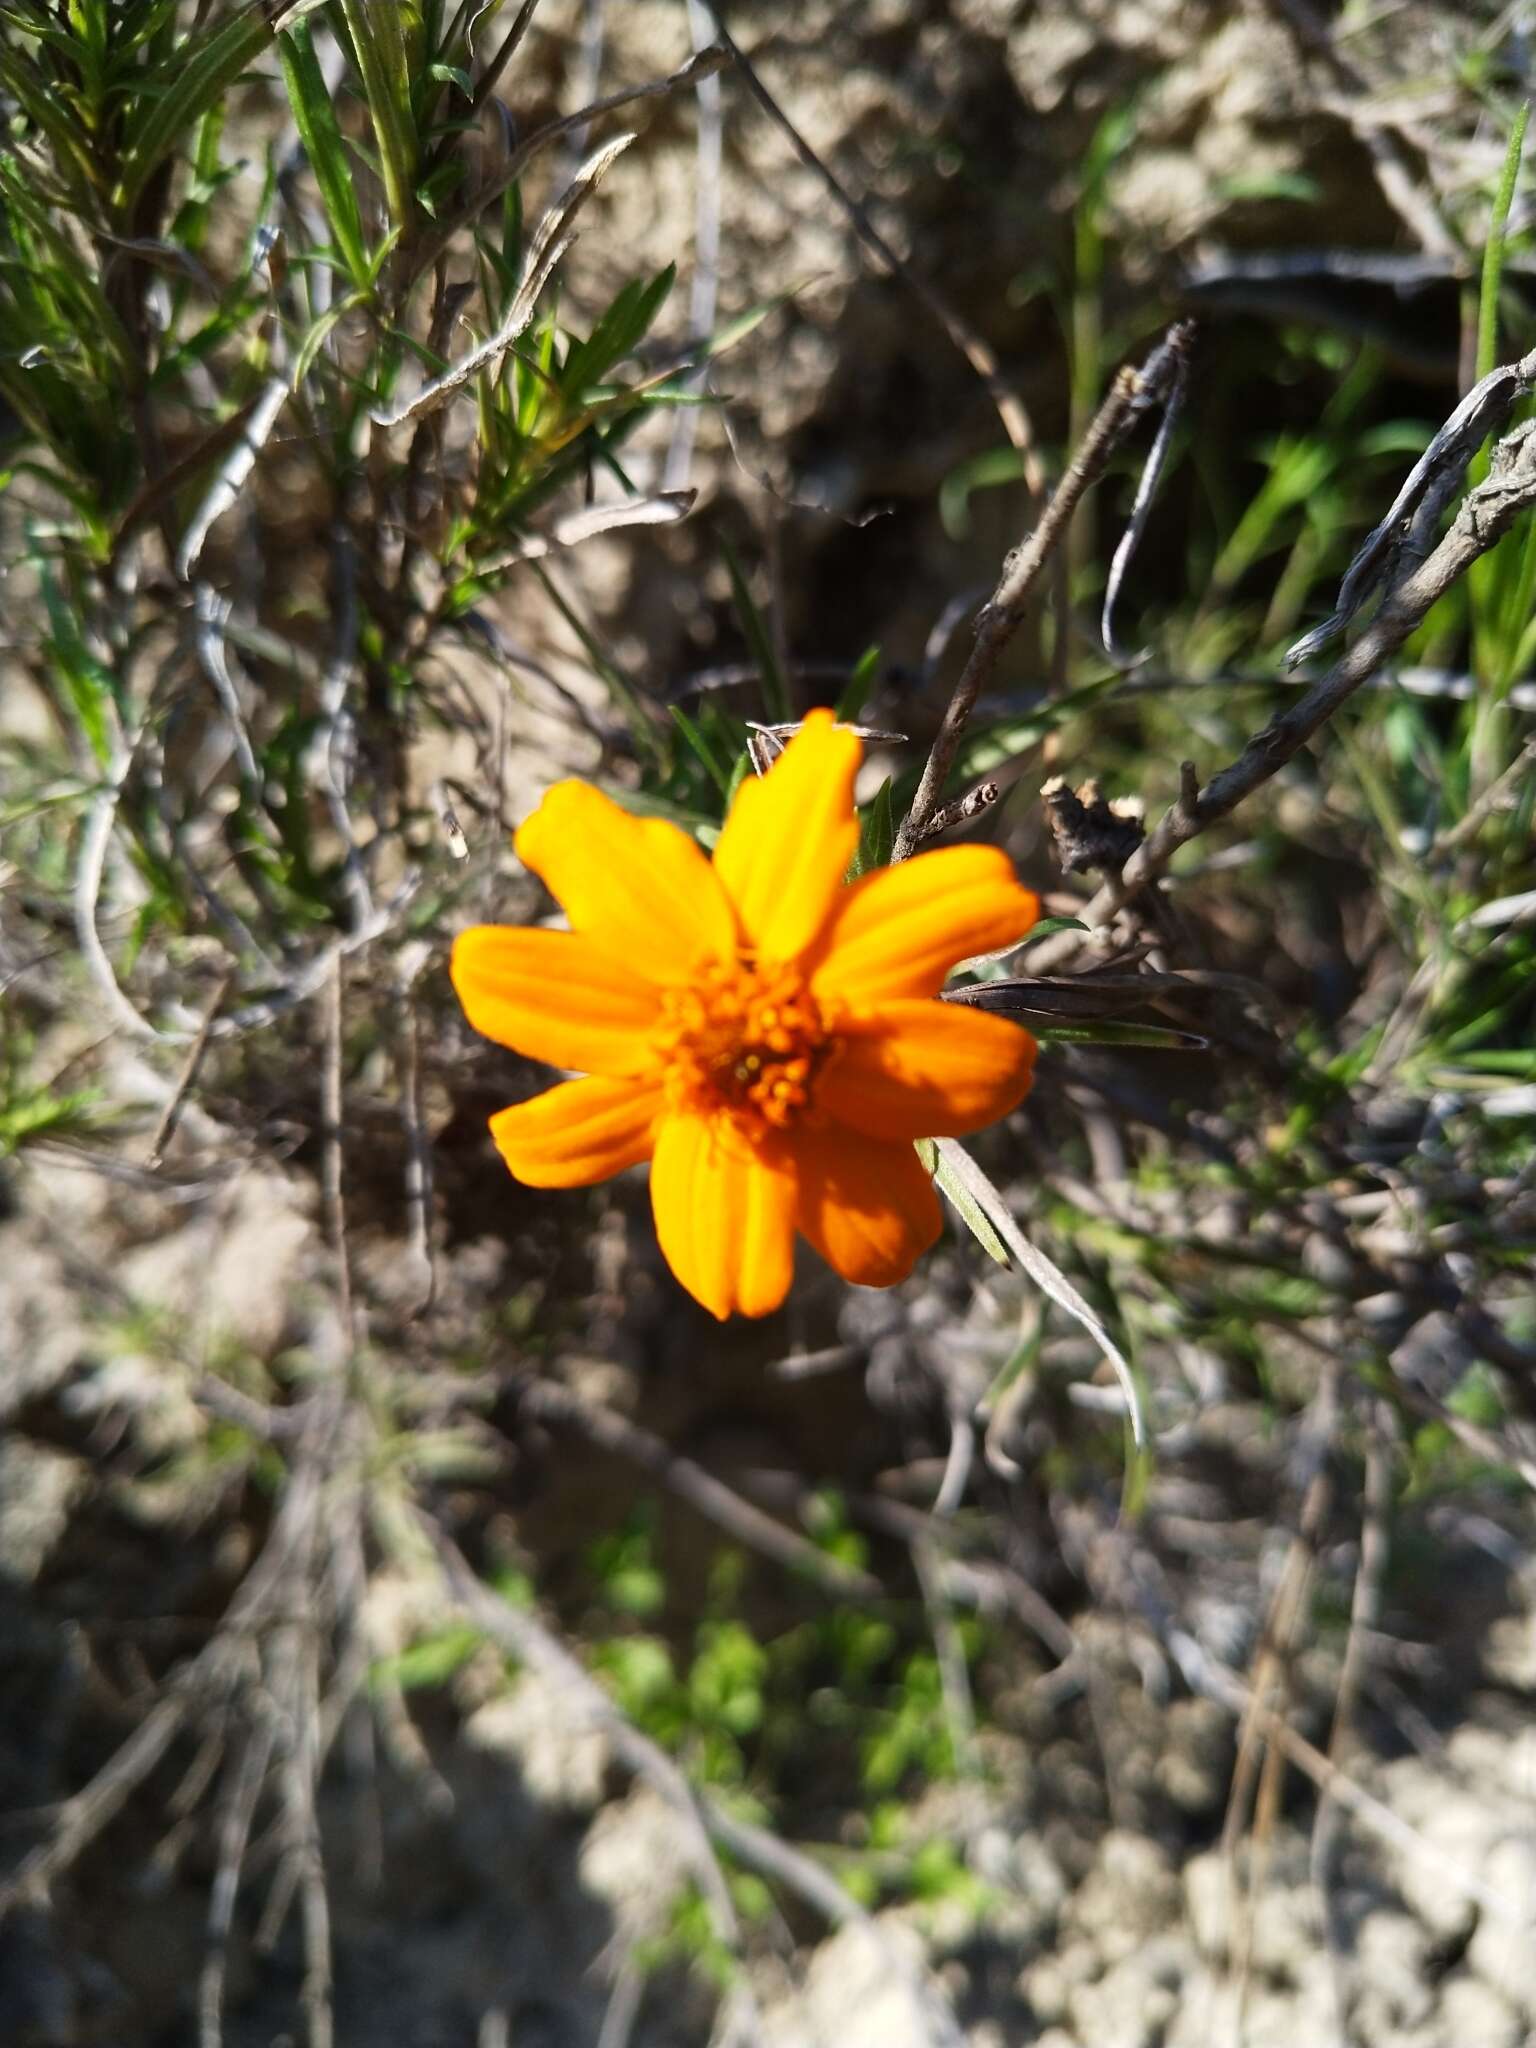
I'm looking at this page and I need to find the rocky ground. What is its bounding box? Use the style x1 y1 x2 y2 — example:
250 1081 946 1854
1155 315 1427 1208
4 1103 1536 2046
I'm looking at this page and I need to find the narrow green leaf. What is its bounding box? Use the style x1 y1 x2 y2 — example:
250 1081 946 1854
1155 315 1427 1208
934 1137 1146 1448
39 561 118 765
724 748 754 811
835 645 881 724
849 776 894 878
1476 101 1530 386
291 290 369 389
340 0 419 229
930 1149 1010 1266
562 266 675 398
277 19 372 290
1030 1019 1210 1050
1023 915 1091 944
670 704 733 799
119 12 273 212
720 534 789 723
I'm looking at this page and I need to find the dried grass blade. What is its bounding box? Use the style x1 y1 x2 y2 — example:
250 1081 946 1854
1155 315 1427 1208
934 1136 1146 1446
369 132 635 429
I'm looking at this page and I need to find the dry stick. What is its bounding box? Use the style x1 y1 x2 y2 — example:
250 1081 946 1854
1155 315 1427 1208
468 0 542 116
892 331 1189 860
1167 1627 1520 1923
143 968 233 1168
514 1377 880 1598
1044 404 1536 958
912 1538 980 1781
0 1451 324 1916
397 980 436 1318
372 132 635 429
290 1619 334 2048
1220 1370 1338 2017
704 3 1044 491
1262 0 1462 267
1312 1415 1394 2041
1435 732 1536 851
75 713 166 1043
662 0 724 493
595 1954 645 2048
430 1523 962 2048
199 1708 278 2048
400 46 728 300
321 956 352 1342
428 1526 749 1996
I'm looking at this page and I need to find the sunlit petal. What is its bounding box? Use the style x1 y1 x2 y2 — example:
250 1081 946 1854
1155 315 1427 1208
490 1076 662 1187
809 845 1040 1004
711 709 860 962
793 1123 942 1288
452 926 662 1077
819 1001 1037 1139
650 1114 797 1320
515 780 737 977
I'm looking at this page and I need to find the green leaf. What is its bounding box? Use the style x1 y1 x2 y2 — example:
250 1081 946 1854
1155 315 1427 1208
290 290 369 389
1022 915 1090 944
373 1623 484 1693
835 644 881 724
39 559 119 765
933 1137 1146 1447
929 1146 1009 1265
720 534 789 723
670 704 733 799
1476 100 1529 387
339 0 419 229
561 266 675 398
118 11 273 213
1030 1019 1210 1050
277 18 372 291
849 776 894 878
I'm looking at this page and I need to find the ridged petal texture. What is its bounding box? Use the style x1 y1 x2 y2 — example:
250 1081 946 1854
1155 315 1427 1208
454 710 1040 1319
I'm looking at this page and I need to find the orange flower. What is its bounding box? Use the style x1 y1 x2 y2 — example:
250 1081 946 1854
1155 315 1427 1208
452 711 1040 1319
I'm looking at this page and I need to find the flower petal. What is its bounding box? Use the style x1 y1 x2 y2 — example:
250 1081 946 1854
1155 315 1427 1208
650 1114 796 1320
792 1124 942 1289
452 926 662 1077
820 1001 1037 1139
711 709 861 962
515 780 737 978
490 1076 662 1187
808 844 1040 1004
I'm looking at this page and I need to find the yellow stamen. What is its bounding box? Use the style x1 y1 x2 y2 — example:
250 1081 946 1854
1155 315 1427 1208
654 960 836 1135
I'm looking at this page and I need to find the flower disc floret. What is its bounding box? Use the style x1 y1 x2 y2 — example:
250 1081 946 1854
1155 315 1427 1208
655 960 838 1134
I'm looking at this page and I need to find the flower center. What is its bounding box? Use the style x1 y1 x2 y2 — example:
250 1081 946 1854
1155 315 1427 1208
654 960 834 1135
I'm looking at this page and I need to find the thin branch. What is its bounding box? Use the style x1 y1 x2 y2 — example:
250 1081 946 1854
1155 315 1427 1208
429 1520 962 2048
892 323 1195 860
705 3 1044 490
400 47 728 299
1261 0 1462 266
514 1377 880 1597
143 968 233 1168
663 0 724 493
468 0 542 116
1312 1414 1394 2038
1047 394 1536 952
371 133 636 430
320 956 351 1342
428 1523 748 1967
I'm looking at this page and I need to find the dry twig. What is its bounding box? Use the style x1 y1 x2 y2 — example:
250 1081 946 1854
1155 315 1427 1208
892 324 1196 860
